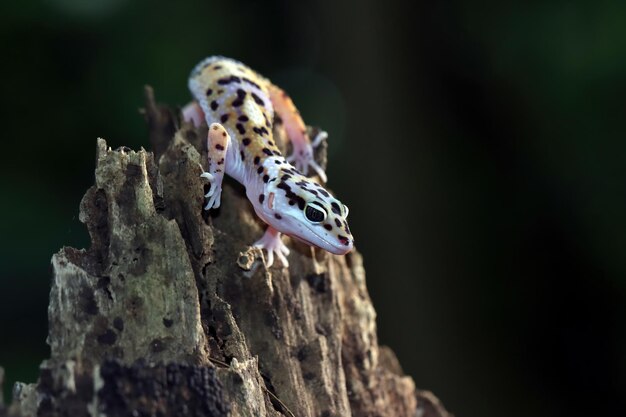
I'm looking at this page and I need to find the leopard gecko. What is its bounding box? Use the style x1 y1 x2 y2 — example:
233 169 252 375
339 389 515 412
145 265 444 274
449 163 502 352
183 56 353 267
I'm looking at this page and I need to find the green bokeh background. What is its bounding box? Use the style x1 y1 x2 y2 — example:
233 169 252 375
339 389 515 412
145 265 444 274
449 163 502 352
1 1 625 416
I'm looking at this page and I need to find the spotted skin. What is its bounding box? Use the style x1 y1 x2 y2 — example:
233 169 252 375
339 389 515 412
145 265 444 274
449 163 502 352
185 56 353 267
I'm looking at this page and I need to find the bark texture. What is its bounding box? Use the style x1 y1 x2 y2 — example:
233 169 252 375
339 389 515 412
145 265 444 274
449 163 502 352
2 87 452 417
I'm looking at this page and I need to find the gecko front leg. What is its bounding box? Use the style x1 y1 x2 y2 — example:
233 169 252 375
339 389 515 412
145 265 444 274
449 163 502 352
253 226 290 267
201 123 230 209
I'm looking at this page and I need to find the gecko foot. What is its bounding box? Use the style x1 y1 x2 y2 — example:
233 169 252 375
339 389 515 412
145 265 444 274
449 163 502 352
182 101 204 127
200 171 222 209
286 130 328 183
253 227 290 268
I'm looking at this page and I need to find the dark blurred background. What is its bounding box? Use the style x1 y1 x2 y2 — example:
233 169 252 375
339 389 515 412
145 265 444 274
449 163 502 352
1 1 625 416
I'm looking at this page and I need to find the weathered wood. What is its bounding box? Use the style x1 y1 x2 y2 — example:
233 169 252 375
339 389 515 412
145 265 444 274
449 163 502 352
3 88 452 417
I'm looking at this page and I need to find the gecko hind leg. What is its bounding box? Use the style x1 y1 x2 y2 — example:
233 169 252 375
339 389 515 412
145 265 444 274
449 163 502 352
183 101 204 127
253 226 290 267
268 85 328 183
287 130 328 183
201 123 230 209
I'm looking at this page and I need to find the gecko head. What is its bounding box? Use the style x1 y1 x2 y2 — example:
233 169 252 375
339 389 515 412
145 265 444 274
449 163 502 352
255 168 353 255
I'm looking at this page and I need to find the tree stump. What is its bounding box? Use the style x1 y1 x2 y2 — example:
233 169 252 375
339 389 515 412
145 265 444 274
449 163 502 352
1 87 452 417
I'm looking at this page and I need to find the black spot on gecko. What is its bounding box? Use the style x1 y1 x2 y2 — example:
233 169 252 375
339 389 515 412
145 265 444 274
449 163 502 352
210 100 218 111
259 194 265 204
273 150 281 156
232 98 243 107
277 182 306 210
213 65 222 70
206 88 213 96
263 174 269 183
275 213 282 220
262 148 273 156
215 144 224 150
281 174 292 181
236 88 246 99
217 75 241 85
253 127 264 135
220 113 229 123
330 202 341 215
238 115 249 122
263 112 271 128
254 156 260 165
268 140 275 146
251 92 264 106
236 123 246 134
217 158 224 165
242 77 261 89
323 224 333 231
319 189 330 198
240 150 245 161
334 218 342 227
257 166 264 174
338 235 350 246
242 138 251 146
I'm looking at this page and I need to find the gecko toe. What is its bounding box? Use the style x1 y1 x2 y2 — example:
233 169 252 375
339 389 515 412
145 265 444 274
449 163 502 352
311 130 328 148
309 160 327 183
253 229 290 268
276 252 289 267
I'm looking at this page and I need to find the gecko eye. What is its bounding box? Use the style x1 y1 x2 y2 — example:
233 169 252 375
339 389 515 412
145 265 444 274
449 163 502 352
304 203 327 223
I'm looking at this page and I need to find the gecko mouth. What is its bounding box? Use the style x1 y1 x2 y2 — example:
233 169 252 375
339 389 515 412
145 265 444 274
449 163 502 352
262 210 351 254
296 224 352 255
290 235 316 247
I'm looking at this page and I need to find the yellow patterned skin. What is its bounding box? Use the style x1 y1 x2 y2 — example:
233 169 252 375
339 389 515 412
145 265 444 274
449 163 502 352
185 56 353 267
190 58 280 166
